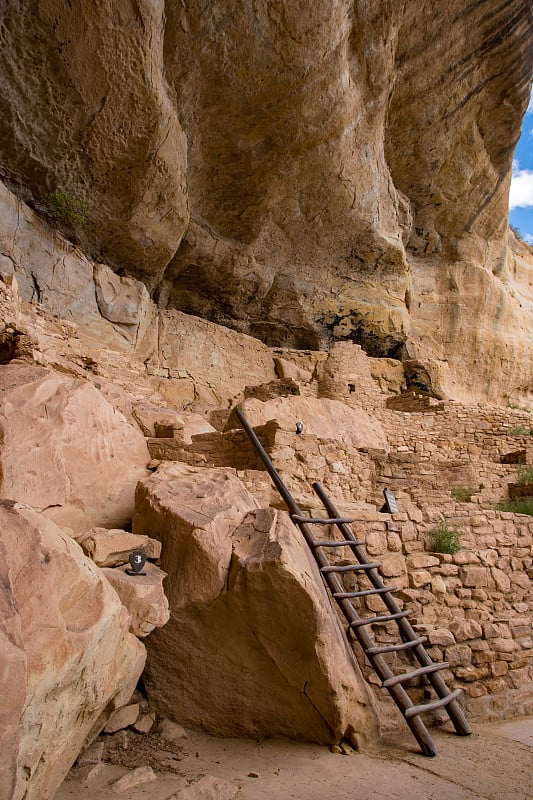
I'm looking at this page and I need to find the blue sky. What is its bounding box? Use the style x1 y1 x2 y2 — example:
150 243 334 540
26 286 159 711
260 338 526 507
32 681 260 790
509 93 533 243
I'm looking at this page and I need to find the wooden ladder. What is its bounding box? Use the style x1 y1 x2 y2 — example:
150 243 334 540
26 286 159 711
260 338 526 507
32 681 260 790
236 409 472 756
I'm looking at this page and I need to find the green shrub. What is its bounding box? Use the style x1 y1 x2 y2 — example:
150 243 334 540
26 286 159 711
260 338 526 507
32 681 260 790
516 465 533 484
47 190 87 223
450 486 473 503
427 521 461 555
508 426 533 436
496 499 533 516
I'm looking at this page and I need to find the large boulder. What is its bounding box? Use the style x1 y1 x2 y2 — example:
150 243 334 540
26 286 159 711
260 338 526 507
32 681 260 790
234 396 389 452
0 364 150 534
133 464 378 745
0 501 145 800
102 563 170 638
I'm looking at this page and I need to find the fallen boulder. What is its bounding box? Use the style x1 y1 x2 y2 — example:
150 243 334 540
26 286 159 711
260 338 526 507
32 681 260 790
102 563 170 638
80 528 161 567
0 501 145 800
231 396 388 452
0 364 150 533
134 464 378 745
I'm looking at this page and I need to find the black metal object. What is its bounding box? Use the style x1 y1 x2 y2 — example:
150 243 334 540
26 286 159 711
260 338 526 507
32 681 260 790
380 487 399 514
235 407 472 756
126 550 147 576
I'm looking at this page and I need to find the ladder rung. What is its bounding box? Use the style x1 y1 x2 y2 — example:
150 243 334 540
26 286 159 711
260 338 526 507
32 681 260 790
333 585 397 599
321 562 380 573
312 540 365 548
404 688 463 719
382 662 450 689
292 515 355 524
366 636 427 655
350 610 411 627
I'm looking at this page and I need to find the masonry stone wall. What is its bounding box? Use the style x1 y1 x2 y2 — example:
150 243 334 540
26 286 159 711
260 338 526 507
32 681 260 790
298 506 533 723
376 404 533 461
142 335 533 723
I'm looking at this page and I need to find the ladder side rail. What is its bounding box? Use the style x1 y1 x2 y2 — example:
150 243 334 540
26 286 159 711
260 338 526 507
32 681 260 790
313 481 472 737
236 408 301 518
299 519 439 757
236 410 440 755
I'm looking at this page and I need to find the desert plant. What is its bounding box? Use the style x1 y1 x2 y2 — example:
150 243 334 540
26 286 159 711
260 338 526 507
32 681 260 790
508 425 533 436
47 190 87 223
450 485 473 503
516 465 533 484
496 499 533 516
427 520 461 554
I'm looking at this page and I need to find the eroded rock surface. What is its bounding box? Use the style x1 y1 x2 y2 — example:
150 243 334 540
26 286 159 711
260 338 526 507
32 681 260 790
0 364 150 533
0 3 531 402
0 502 145 800
102 563 170 638
236 396 389 453
133 464 378 745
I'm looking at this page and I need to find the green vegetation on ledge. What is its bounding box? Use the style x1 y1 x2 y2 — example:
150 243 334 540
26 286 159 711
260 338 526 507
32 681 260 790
450 486 474 503
496 499 533 516
47 190 87 224
427 521 461 554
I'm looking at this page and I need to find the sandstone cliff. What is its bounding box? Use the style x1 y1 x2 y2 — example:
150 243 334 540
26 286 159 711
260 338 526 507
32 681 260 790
1 9 532 792
0 1 532 402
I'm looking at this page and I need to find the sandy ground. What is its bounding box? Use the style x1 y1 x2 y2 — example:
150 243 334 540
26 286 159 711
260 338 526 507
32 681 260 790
55 717 533 800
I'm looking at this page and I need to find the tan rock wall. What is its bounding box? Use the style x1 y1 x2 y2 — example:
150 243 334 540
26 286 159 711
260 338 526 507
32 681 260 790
0 0 188 285
0 502 145 800
152 310 277 409
0 4 532 402
0 365 150 534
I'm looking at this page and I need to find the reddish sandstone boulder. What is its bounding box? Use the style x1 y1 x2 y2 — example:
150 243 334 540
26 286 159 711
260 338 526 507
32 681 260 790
0 502 145 800
0 364 150 534
134 463 378 746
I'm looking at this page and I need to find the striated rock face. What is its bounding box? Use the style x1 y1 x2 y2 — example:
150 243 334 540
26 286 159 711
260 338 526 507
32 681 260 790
133 463 378 745
0 2 532 401
0 364 150 534
0 502 145 800
0 0 188 287
102 563 170 639
236 396 389 453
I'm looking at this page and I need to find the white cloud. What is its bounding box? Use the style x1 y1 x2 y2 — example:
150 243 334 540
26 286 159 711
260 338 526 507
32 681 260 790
528 93 533 114
509 168 533 209
523 232 533 244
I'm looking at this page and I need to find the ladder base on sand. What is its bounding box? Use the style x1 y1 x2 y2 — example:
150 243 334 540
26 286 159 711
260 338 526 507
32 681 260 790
236 408 472 757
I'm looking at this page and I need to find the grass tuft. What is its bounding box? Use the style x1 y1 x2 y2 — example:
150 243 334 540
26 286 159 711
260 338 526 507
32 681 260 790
47 190 87 224
427 521 461 554
516 465 533 484
496 499 533 516
508 426 533 436
450 486 473 503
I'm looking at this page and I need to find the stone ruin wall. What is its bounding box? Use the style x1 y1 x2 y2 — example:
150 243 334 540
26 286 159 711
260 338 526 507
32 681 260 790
336 507 533 724
147 419 533 723
138 334 533 723
1 224 532 738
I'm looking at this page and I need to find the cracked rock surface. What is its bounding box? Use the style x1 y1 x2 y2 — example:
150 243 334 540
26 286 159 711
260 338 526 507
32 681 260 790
133 463 377 745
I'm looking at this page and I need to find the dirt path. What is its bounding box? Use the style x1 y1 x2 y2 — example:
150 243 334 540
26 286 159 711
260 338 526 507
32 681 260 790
56 718 533 800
